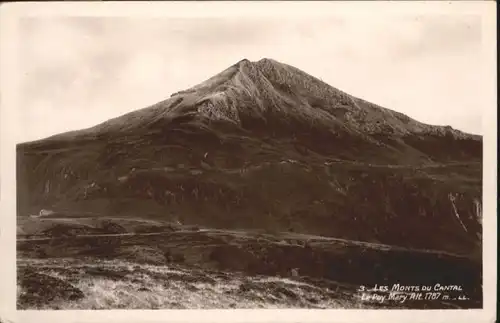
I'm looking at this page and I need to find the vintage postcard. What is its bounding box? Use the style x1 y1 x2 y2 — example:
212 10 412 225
0 1 496 323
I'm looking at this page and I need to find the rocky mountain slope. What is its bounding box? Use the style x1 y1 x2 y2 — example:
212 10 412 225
17 58 482 256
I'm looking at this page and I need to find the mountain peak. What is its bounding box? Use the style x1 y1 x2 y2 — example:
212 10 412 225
256 57 281 66
234 58 285 74
235 58 251 66
36 58 480 145
235 57 276 65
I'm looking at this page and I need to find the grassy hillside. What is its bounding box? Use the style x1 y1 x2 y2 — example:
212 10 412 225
17 219 481 309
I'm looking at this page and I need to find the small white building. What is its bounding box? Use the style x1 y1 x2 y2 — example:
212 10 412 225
39 209 54 217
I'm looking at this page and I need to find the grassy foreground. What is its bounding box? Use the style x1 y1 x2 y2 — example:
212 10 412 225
17 216 481 310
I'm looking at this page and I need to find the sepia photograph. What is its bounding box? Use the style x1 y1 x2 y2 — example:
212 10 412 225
0 1 497 322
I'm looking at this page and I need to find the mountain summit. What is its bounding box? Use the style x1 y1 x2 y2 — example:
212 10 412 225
37 58 480 163
17 58 482 255
171 57 472 137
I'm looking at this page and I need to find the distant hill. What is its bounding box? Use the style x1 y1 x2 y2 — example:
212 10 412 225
17 58 482 255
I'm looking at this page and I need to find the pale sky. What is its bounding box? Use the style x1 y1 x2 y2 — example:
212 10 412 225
16 11 487 143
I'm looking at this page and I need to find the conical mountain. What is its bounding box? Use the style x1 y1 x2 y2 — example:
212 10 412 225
17 58 482 255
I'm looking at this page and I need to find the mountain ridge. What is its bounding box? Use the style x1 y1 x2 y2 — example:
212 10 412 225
22 58 480 147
